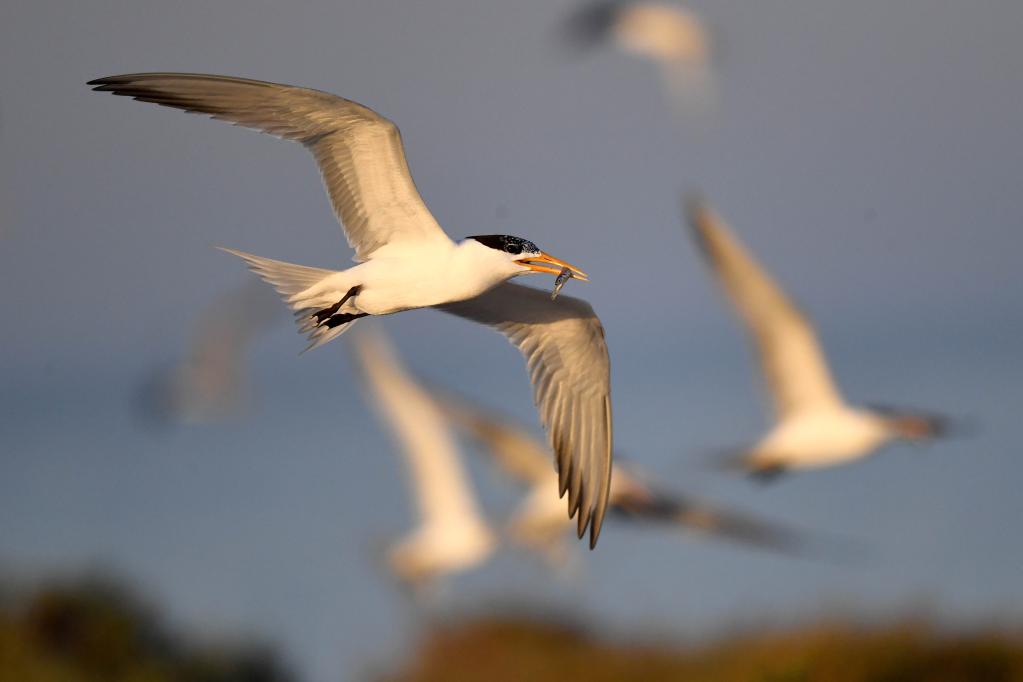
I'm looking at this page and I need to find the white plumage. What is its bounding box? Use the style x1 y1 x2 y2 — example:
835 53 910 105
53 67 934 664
351 327 496 587
91 73 612 544
687 199 946 477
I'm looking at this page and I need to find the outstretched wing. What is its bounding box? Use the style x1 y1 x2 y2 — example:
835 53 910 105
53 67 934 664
437 283 613 549
610 466 806 553
90 73 451 260
431 390 558 486
687 199 844 419
351 326 488 534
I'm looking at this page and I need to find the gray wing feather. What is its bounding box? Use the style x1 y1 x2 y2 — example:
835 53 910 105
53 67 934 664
90 73 449 260
436 283 613 549
687 198 844 419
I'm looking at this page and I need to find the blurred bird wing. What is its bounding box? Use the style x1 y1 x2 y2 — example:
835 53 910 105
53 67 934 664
143 281 284 423
190 280 284 362
90 73 451 261
352 327 488 533
610 465 804 552
508 480 573 540
687 199 845 420
437 283 613 549
431 392 559 486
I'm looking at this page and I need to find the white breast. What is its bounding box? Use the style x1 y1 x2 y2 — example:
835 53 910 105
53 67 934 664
354 241 518 315
753 408 890 468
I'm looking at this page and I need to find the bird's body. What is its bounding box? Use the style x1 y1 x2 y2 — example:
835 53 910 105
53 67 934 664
687 199 946 477
611 2 710 64
92 72 612 544
224 238 530 353
749 408 889 471
313 240 528 315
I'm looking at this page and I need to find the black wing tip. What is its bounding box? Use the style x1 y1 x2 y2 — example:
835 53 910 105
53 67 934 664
566 489 606 550
577 489 609 550
88 74 153 89
683 192 714 247
683 191 708 216
88 73 279 91
88 76 122 91
588 515 604 549
88 76 151 98
561 0 621 51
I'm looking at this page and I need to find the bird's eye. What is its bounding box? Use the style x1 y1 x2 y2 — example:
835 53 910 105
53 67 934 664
504 243 522 255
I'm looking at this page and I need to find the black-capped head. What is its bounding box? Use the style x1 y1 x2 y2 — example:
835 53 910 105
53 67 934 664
464 234 589 282
561 1 624 52
468 234 541 257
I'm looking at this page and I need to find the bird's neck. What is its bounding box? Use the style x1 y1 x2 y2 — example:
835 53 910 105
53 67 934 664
448 240 521 298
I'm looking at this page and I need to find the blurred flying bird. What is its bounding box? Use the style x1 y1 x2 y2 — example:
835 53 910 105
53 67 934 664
562 1 716 118
435 391 813 559
137 281 283 424
91 73 612 546
687 199 948 478
351 327 496 590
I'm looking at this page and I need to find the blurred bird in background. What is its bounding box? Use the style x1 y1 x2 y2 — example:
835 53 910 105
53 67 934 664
686 198 950 480
91 73 613 546
434 390 819 564
562 0 716 119
351 326 497 596
137 281 282 425
352 323 822 588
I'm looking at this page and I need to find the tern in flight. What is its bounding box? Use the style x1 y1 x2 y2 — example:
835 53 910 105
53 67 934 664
564 1 709 63
351 327 496 589
91 73 612 545
434 391 812 561
562 1 715 118
138 281 282 425
687 199 947 478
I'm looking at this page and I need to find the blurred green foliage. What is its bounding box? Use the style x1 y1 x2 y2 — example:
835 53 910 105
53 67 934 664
386 614 1023 682
0 577 292 682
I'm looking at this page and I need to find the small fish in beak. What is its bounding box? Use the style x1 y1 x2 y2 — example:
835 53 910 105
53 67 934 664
551 267 574 300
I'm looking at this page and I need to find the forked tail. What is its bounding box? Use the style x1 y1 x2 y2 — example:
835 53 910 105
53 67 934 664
219 247 366 352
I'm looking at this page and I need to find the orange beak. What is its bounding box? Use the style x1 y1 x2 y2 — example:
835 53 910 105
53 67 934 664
516 251 589 281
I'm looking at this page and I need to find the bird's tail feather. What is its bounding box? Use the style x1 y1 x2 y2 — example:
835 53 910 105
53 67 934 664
219 247 336 297
219 247 364 351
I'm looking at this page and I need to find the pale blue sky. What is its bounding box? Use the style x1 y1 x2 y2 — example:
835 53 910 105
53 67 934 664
2 1 1022 680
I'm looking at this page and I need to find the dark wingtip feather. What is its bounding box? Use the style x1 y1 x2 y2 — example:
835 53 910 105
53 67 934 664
683 192 714 255
88 74 137 90
684 192 707 218
561 0 621 52
576 505 589 539
566 479 581 516
588 516 603 549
